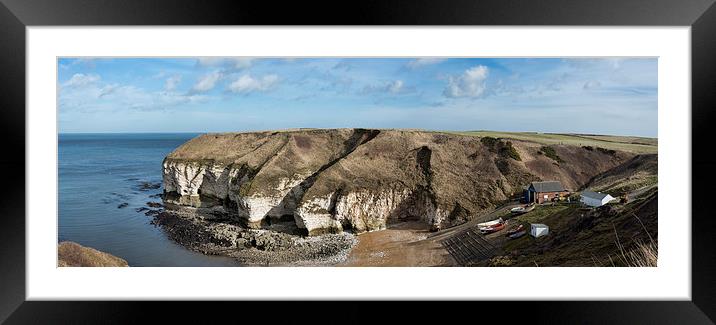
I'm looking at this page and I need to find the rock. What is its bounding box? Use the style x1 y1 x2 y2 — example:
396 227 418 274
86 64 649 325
144 209 161 217
57 241 129 267
146 201 163 208
162 129 632 236
489 255 514 266
136 181 161 191
149 209 356 265
117 202 129 209
136 207 150 213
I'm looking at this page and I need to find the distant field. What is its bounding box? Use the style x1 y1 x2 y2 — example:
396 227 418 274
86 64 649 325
200 128 658 154
447 131 658 154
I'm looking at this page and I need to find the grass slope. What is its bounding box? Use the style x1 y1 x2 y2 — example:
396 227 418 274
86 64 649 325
492 190 657 267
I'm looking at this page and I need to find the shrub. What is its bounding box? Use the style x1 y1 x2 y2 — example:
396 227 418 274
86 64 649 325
597 147 617 155
495 158 510 175
480 136 499 148
500 141 522 161
539 146 564 163
621 240 658 267
481 137 521 161
582 145 594 151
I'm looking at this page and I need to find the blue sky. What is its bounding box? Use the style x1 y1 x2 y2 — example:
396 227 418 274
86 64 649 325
58 57 657 137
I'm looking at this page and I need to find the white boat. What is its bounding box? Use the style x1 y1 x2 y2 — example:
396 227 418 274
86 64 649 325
510 204 535 214
477 217 504 228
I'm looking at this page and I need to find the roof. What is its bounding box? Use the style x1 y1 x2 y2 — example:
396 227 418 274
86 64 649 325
581 190 612 200
531 223 548 228
528 181 565 193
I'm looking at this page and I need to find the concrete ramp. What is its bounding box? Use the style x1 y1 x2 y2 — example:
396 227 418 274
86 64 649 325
441 227 498 266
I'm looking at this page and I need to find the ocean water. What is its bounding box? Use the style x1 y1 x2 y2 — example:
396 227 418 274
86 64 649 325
58 133 240 266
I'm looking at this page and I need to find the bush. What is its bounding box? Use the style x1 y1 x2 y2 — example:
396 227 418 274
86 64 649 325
539 146 564 163
495 158 510 175
597 147 617 155
500 141 522 161
480 136 499 148
582 145 594 151
481 137 521 161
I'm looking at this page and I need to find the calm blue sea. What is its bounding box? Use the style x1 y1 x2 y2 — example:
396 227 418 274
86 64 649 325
58 133 240 266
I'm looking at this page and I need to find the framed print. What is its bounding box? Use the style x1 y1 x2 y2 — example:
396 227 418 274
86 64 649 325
2 0 716 323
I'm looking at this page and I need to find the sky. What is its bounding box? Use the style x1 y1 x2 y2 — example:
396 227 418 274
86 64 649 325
58 57 658 137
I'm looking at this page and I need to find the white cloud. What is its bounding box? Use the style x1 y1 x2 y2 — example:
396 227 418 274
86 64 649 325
197 57 223 66
228 74 279 93
583 80 601 90
443 65 489 98
197 57 254 70
231 58 254 69
407 58 446 68
388 80 403 93
332 61 352 71
363 80 405 94
165 75 182 91
192 71 222 92
60 77 209 112
98 84 119 98
63 73 101 88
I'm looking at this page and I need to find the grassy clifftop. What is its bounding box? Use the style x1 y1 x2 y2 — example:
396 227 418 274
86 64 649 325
448 131 657 154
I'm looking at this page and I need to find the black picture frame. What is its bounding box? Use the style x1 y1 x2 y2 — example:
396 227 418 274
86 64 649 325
1 0 715 323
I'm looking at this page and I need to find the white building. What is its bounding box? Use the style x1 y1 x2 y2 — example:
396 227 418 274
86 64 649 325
530 223 549 238
580 190 615 207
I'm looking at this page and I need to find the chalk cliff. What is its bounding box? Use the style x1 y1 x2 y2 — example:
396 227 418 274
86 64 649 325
163 129 631 235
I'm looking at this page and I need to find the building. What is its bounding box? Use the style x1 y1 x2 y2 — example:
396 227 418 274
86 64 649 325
530 223 549 238
524 181 569 204
580 190 615 207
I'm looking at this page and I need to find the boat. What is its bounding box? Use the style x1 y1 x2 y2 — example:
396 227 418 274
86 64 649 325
479 222 506 234
505 224 525 236
507 229 527 239
477 217 504 228
510 204 535 215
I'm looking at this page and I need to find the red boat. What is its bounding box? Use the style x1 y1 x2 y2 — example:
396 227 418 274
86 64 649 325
479 222 506 234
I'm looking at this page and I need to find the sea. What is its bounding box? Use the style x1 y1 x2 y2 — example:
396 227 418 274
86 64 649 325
58 133 240 266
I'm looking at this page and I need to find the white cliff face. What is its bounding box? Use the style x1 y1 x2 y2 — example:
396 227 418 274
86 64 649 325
294 195 343 235
162 161 207 207
241 176 307 225
163 160 310 226
294 187 443 235
163 161 203 197
164 160 466 236
165 159 449 235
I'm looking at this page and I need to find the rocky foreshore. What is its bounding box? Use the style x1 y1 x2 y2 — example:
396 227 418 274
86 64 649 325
151 206 356 265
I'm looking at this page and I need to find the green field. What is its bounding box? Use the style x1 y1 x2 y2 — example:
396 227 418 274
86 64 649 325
203 128 658 154
446 131 658 154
